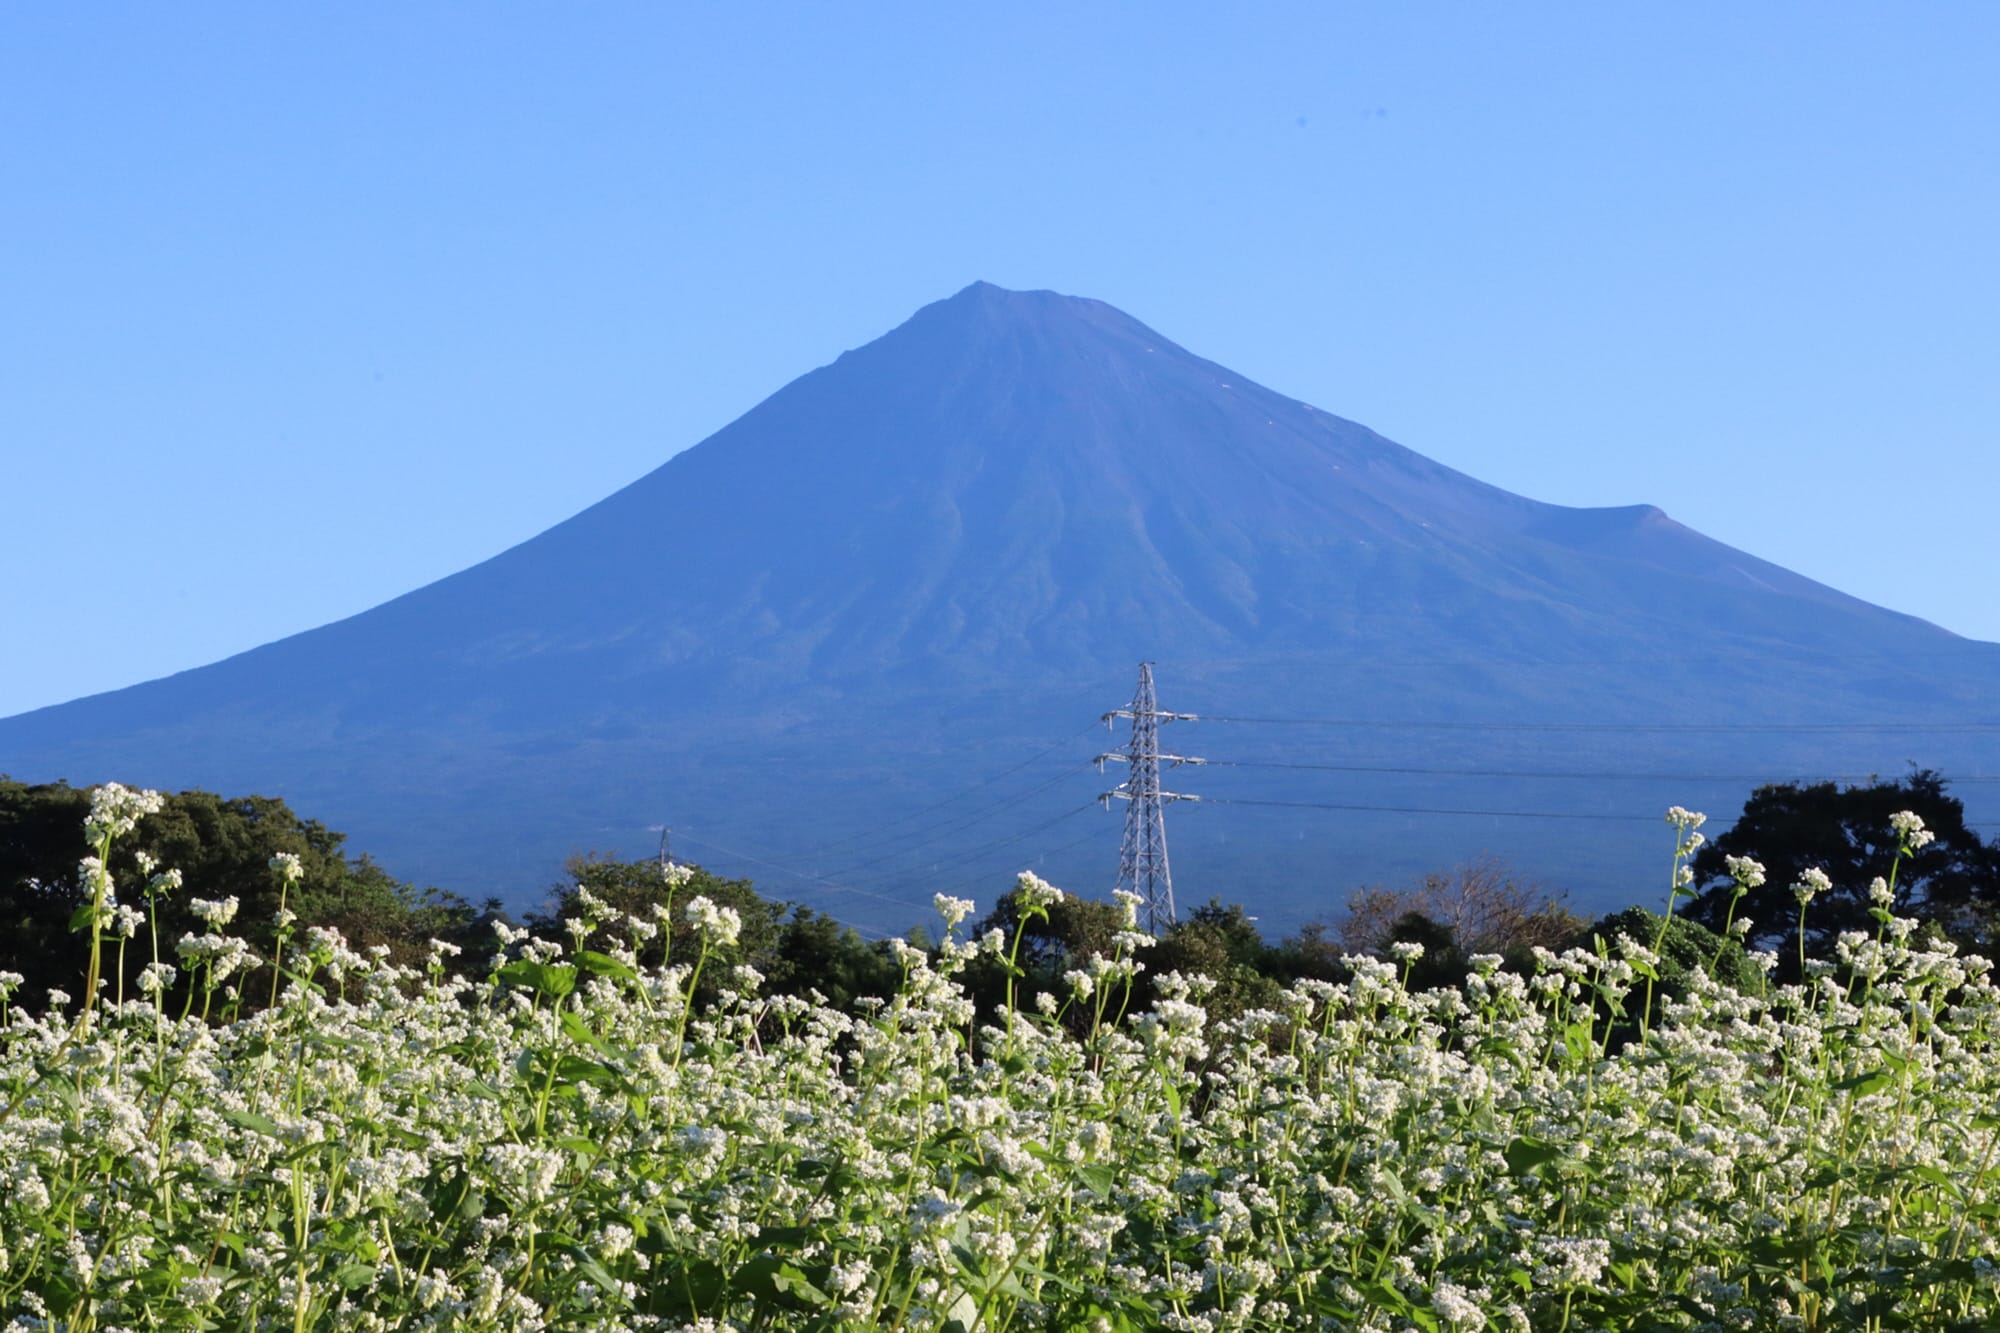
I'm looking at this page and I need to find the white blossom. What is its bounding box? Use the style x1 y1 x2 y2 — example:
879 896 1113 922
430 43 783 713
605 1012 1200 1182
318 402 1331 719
1014 870 1065 911
684 895 742 947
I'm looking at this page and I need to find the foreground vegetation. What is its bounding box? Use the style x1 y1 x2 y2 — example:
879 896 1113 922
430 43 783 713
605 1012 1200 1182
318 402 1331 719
4 786 1999 1330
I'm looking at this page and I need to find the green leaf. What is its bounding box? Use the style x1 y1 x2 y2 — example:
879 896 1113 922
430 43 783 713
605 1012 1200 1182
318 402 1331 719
576 949 638 981
1504 1135 1565 1176
771 1264 830 1307
496 960 577 999
943 1289 982 1333
573 1251 623 1301
755 1226 815 1248
1746 1233 1821 1268
1904 1164 1964 1200
222 1109 281 1139
1834 1067 1895 1097
552 1054 625 1090
657 1258 726 1316
561 1009 620 1061
950 1242 988 1282
1077 1164 1118 1198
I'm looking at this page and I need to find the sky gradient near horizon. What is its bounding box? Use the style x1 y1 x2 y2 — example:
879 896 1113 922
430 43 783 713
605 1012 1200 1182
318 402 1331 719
4 4 1998 720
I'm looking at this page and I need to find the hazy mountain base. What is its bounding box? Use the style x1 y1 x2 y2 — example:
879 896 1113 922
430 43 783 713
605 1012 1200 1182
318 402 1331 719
10 657 1991 938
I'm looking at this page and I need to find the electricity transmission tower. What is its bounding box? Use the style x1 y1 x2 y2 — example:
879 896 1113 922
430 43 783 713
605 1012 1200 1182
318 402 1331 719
1099 662 1202 935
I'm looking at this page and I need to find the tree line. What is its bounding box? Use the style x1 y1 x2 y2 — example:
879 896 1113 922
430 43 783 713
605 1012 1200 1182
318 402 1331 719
4 769 1995 1027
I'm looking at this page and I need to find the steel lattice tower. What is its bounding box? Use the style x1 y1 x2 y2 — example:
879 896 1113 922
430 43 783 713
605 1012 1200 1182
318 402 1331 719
1100 662 1202 935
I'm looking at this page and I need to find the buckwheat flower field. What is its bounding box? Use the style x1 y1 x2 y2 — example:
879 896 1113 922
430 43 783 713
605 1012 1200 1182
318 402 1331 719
4 790 1998 1330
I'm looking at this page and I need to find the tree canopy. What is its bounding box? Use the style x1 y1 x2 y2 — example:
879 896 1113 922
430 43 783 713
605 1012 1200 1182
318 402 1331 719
0 776 483 1013
528 853 902 1013
1683 769 1999 959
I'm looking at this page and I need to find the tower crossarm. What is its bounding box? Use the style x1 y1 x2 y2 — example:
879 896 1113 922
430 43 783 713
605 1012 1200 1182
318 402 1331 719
1102 708 1202 725
1096 752 1206 770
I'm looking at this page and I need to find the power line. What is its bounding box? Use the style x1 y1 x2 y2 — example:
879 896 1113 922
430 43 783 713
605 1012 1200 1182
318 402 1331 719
669 830 930 935
1200 759 2000 784
677 798 1105 935
904 801 1101 879
1200 797 1667 823
1146 646 2000 669
788 719 1105 862
932 821 1110 900
1195 715 2000 734
815 803 1105 917
668 684 2000 931
808 761 1099 882
1191 797 2000 831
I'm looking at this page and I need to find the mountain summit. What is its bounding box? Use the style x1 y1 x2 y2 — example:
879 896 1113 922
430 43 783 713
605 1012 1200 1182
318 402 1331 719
6 284 1996 925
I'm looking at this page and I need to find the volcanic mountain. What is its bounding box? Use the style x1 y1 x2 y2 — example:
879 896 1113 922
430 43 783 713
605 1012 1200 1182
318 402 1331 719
6 283 1998 929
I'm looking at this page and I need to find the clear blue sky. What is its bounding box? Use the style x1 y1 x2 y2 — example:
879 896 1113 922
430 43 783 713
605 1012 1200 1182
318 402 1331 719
5 3 1996 720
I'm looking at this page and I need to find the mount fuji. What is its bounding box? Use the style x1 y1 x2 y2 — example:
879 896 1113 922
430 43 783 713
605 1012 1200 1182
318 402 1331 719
6 283 1996 930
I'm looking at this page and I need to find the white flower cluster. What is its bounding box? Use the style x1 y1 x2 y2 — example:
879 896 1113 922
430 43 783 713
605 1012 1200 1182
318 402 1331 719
1793 866 1833 906
2 826 1997 1331
84 782 164 843
1890 809 1937 852
1014 870 1064 911
1724 855 1767 889
188 896 240 928
932 893 974 930
683 894 742 947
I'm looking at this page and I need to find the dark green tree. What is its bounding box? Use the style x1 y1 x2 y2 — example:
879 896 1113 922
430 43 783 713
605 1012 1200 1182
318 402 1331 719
1683 770 1999 959
1376 910 1470 994
962 882 1132 1032
528 854 899 1012
764 907 903 1014
530 854 784 971
1262 921 1354 987
0 777 478 1014
1569 906 1762 1049
969 883 1127 976
1150 898 1287 1023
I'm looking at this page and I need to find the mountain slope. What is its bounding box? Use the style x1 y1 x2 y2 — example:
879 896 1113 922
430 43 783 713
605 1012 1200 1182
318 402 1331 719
6 283 1997 926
